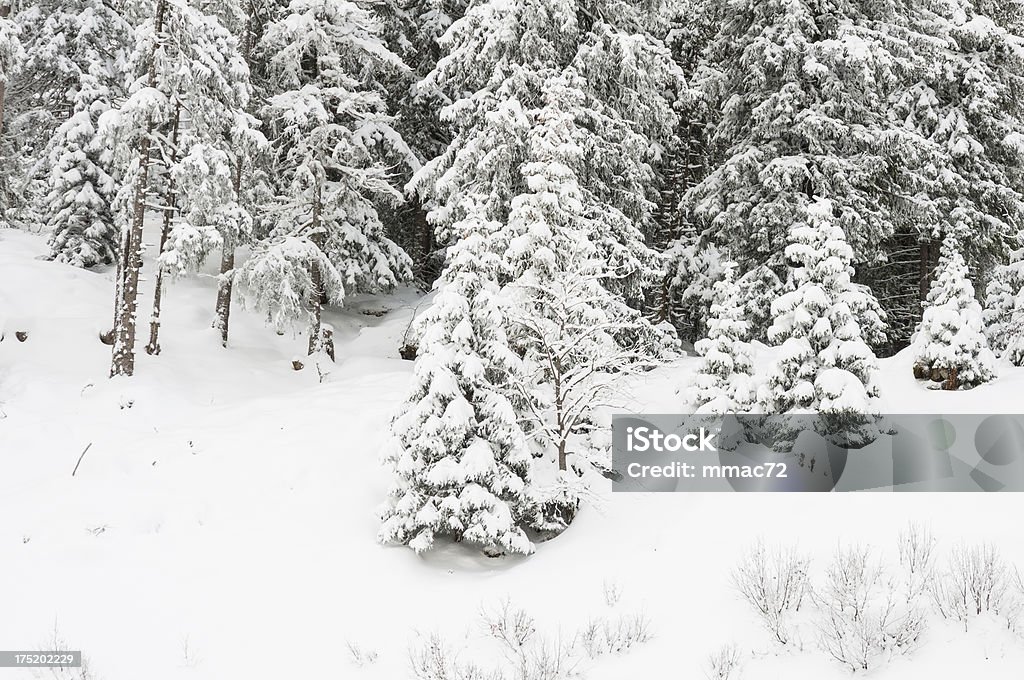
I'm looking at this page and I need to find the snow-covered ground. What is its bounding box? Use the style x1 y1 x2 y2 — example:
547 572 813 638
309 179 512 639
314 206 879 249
2 227 1024 679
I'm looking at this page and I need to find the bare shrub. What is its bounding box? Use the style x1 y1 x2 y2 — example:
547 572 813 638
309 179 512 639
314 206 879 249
602 579 622 608
180 635 201 669
346 640 379 667
732 541 810 644
409 633 500 680
577 612 652 658
413 598 652 680
481 600 580 680
931 543 1018 629
705 643 741 680
897 523 936 602
813 545 924 672
483 600 537 652
32 625 94 680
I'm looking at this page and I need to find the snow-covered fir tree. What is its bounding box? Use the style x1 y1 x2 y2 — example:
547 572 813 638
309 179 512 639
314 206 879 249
160 143 253 279
377 0 468 282
32 0 132 267
103 0 256 368
8 1 129 228
499 71 677 341
400 1 682 534
913 231 997 389
411 0 681 301
502 74 674 478
43 99 121 268
0 1 15 131
200 0 259 348
379 202 533 557
688 262 756 414
896 0 1024 268
0 0 22 219
661 242 744 343
760 199 880 444
868 0 1024 345
683 0 919 344
147 1 259 355
983 242 1024 366
653 0 722 337
240 0 413 357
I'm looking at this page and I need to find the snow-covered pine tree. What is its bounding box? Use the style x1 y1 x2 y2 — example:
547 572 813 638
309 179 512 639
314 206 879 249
15 0 132 257
760 199 880 445
683 0 912 345
0 1 14 134
0 0 12 86
236 234 346 336
40 0 133 267
897 0 1024 270
379 202 533 557
0 0 22 219
102 0 255 366
240 0 413 357
147 3 261 355
650 0 718 245
404 3 682 533
1008 327 1024 368
160 143 253 284
983 242 1024 365
568 7 684 304
875 0 1024 347
661 242 726 342
735 265 785 343
497 73 678 533
203 0 261 347
652 0 721 336
43 101 120 267
975 0 1024 34
688 262 756 414
913 231 997 389
411 0 681 301
501 69 677 335
104 0 171 376
377 0 468 283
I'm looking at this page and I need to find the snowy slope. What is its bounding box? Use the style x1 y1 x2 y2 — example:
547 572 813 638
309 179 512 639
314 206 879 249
2 229 1024 680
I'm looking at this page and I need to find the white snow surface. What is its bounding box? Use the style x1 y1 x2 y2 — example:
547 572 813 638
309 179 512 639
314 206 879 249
2 228 1024 679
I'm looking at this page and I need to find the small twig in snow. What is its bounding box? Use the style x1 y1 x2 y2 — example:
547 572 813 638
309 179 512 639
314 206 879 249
72 443 93 477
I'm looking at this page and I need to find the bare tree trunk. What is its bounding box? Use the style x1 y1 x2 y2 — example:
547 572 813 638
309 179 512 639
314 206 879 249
213 4 254 347
413 197 432 280
110 0 166 377
101 222 131 345
146 102 181 356
554 353 567 472
214 233 236 346
919 239 932 303
307 182 331 358
307 251 324 356
214 147 244 347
